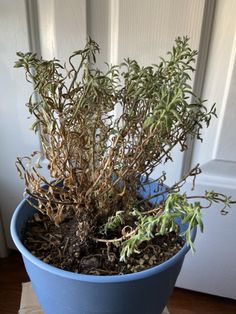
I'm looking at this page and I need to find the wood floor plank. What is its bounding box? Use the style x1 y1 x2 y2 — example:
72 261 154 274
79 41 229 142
0 251 236 314
0 251 29 314
168 287 236 314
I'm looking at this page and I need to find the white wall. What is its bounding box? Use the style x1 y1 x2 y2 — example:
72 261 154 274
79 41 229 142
0 0 40 247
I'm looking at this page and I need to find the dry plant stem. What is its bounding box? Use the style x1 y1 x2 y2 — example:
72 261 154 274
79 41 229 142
141 206 163 215
93 229 137 244
187 196 236 204
138 164 201 205
91 132 123 190
25 189 76 206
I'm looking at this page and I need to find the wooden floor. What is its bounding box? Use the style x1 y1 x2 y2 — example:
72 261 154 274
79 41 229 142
1 251 236 314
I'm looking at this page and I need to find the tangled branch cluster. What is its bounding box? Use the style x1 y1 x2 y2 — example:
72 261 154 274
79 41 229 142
15 37 234 261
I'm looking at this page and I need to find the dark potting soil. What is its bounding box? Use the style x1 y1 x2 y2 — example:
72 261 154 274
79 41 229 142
23 212 184 275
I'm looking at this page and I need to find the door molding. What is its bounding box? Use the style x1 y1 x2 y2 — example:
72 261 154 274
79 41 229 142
181 0 216 177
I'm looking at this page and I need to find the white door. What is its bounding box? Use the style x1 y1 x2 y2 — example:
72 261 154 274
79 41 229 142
177 0 236 299
1 0 235 299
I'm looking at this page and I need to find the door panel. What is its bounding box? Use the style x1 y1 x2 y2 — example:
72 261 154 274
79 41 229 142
109 0 206 185
37 0 87 60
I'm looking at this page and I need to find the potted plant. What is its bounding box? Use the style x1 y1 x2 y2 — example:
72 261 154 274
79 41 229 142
11 37 235 314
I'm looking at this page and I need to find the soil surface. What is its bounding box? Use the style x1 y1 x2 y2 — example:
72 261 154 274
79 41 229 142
23 212 184 275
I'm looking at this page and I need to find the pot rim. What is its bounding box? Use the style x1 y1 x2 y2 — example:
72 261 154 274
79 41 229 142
11 196 197 283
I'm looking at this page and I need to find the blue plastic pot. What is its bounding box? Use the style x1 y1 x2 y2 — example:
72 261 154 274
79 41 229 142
11 182 196 314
